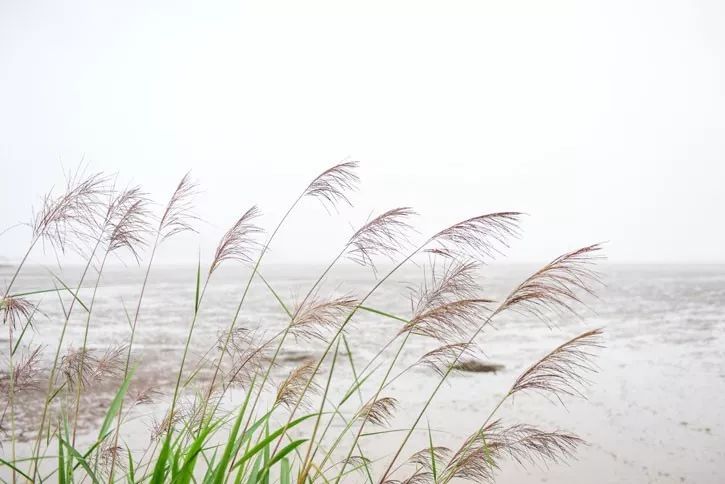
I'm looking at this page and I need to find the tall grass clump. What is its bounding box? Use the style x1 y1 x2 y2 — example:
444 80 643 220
0 162 604 483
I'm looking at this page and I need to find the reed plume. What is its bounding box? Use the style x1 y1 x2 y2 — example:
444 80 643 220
61 344 126 390
158 172 198 241
356 396 398 427
385 471 435 484
411 260 481 316
397 257 489 342
416 342 480 376
1 296 35 333
106 187 152 262
290 295 359 341
346 207 417 268
303 161 360 209
441 420 583 483
495 244 603 323
209 206 263 274
401 299 493 342
408 446 452 471
32 170 108 252
217 328 271 389
130 385 160 406
0 345 43 395
98 443 126 475
509 328 603 402
276 358 319 410
428 212 521 260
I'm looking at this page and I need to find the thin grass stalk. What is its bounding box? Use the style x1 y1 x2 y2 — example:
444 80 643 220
1 238 40 484
306 309 415 477
376 257 600 483
203 161 360 427
377 311 496 482
309 330 411 482
234 248 346 435
106 231 160 482
198 192 304 426
4 308 18 484
70 250 110 445
272 246 423 478
216 249 348 477
30 235 105 480
253 273 375 483
297 339 343 481
166 277 210 428
331 331 412 483
276 213 518 463
2 239 40 299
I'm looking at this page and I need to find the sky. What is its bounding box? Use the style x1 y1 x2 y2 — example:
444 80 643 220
1 0 724 265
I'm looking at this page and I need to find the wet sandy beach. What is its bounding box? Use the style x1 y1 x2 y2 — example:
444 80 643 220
2 263 724 483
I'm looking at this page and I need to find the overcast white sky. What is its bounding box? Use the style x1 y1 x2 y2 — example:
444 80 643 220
1 0 724 265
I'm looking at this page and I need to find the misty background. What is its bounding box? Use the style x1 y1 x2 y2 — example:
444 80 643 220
1 0 724 265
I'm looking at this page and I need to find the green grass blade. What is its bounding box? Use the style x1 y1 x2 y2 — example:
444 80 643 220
231 414 317 470
280 458 290 484
428 422 437 482
258 439 307 484
173 419 221 484
0 457 34 481
261 424 270 484
126 444 136 484
60 437 100 484
50 272 90 313
58 431 67 484
244 455 263 484
210 381 256 484
150 435 172 484
98 366 136 441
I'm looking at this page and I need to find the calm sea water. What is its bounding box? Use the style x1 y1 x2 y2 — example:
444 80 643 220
2 263 724 483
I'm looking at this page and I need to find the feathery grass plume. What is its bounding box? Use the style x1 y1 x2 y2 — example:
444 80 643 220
438 429 498 483
290 295 359 341
98 443 126 475
209 206 263 274
441 420 584 483
61 347 98 390
158 172 199 241
91 344 127 382
32 170 109 253
130 385 160 406
303 161 360 209
217 328 270 389
276 358 319 410
400 299 493 342
150 405 186 441
408 446 452 471
60 344 126 390
428 212 521 260
411 259 481 317
384 470 435 484
401 259 490 341
346 207 417 268
106 187 152 262
485 421 583 467
329 455 371 474
0 345 43 395
356 396 398 427
149 394 214 439
417 342 480 376
509 328 603 402
0 296 35 332
495 244 604 323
